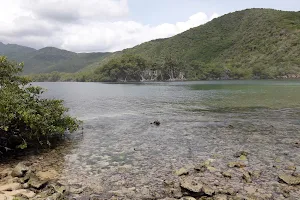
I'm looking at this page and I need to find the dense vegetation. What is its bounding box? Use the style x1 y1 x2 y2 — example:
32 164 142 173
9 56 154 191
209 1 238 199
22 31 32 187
0 56 80 154
2 8 300 81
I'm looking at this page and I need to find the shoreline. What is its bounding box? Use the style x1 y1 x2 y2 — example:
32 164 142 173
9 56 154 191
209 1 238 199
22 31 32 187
29 78 300 83
1 148 300 199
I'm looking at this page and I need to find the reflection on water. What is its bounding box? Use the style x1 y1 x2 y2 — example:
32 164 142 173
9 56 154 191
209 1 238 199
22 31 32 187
35 80 300 197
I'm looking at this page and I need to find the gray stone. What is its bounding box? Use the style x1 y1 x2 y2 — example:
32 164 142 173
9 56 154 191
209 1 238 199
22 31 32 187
0 183 22 191
242 171 252 183
175 168 189 176
228 162 245 168
292 166 300 177
28 174 48 189
11 163 28 177
244 186 256 194
234 151 249 158
214 194 228 200
202 185 214 196
51 192 62 200
180 197 197 200
278 174 300 185
180 177 203 193
222 171 232 178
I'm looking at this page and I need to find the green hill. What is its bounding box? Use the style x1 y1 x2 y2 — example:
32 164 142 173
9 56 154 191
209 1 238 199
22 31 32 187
2 8 300 81
117 8 300 79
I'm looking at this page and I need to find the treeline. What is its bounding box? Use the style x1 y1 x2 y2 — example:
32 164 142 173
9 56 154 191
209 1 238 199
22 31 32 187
27 54 300 82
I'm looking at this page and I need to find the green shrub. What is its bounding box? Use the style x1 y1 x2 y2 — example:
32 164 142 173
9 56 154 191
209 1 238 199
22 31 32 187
0 56 80 153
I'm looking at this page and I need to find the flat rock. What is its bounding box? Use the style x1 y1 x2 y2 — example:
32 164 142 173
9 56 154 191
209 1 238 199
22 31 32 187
228 162 246 168
180 177 203 193
239 155 247 161
36 169 59 180
195 159 216 173
222 171 232 178
251 170 261 179
0 183 22 191
242 171 252 183
175 168 189 176
2 189 36 198
0 168 12 179
244 186 257 194
180 197 197 200
234 151 249 158
28 174 48 189
279 174 300 185
213 194 228 200
11 163 28 177
292 166 300 177
202 185 214 196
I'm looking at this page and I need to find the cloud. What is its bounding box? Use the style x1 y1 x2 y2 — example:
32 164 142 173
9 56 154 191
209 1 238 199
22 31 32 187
19 0 129 23
0 0 218 52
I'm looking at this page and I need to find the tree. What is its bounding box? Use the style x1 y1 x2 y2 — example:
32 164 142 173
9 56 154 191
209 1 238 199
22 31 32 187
0 56 80 154
95 54 150 82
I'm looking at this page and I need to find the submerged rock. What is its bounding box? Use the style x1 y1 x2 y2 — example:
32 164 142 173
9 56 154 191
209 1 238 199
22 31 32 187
202 185 215 196
292 166 300 177
11 163 28 177
195 159 217 173
250 170 261 179
213 194 228 200
180 177 203 193
180 197 197 200
222 171 232 178
239 155 247 161
244 186 257 194
242 170 252 183
278 174 300 185
228 162 246 168
175 168 189 176
233 151 249 158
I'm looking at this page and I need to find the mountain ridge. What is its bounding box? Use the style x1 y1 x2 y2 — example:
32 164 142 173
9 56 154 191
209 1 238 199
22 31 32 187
0 42 111 74
1 8 300 80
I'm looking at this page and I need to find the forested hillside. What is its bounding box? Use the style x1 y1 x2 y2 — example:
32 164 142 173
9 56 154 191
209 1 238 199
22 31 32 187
2 8 300 81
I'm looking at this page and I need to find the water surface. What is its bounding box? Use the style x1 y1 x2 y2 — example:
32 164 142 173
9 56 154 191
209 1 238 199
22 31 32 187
36 80 300 198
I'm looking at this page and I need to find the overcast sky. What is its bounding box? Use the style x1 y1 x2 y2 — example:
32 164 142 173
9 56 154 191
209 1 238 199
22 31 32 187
0 0 299 52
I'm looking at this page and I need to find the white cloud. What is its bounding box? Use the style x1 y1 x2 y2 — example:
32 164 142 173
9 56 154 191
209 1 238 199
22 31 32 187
20 0 129 22
0 0 218 52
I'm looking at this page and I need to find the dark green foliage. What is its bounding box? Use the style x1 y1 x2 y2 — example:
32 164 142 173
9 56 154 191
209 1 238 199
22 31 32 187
0 56 80 153
94 54 150 82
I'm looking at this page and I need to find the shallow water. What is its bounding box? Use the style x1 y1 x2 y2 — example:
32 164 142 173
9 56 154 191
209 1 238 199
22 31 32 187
35 80 300 198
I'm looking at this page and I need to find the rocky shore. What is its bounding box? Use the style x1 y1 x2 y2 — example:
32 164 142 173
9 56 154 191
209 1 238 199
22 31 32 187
163 152 300 200
1 149 300 200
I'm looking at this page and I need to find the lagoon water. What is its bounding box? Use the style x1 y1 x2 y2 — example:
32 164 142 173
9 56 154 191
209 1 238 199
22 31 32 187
36 80 300 198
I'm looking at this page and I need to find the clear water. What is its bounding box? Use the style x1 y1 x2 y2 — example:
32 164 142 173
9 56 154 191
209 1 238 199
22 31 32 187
35 80 300 198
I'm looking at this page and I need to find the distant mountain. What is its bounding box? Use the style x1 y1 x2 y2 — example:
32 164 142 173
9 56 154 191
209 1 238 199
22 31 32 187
0 42 36 63
0 43 111 74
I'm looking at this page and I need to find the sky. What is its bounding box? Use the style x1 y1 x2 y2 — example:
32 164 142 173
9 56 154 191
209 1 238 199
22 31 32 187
0 0 299 52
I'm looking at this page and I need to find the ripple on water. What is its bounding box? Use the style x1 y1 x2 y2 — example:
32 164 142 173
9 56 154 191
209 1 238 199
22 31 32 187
33 81 300 198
